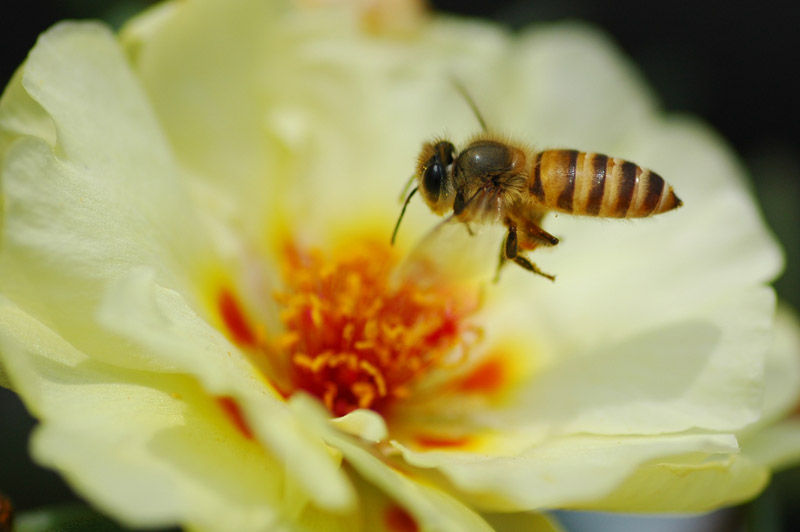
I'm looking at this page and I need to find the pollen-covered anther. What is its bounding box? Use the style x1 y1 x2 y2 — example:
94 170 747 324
276 240 478 417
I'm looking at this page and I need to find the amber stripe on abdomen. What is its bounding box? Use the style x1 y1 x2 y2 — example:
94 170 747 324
531 150 681 218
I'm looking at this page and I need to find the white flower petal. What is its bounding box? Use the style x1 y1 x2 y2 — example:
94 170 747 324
391 432 749 512
400 286 773 448
0 66 56 152
739 304 800 471
759 304 800 423
122 0 518 247
496 286 774 435
574 452 767 512
331 409 389 443
290 394 498 532
0 22 215 367
0 300 283 532
741 420 800 472
501 24 656 151
98 267 355 512
120 0 282 236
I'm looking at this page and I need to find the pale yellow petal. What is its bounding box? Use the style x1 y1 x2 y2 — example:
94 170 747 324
391 433 745 511
759 304 800 424
503 287 774 435
401 287 773 445
290 394 497 532
0 300 284 532
500 24 656 151
739 304 800 471
121 0 516 247
741 420 800 472
120 0 281 237
0 22 216 367
573 452 767 512
97 267 355 512
0 65 56 156
331 409 389 443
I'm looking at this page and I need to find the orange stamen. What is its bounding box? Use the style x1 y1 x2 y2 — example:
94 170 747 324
276 240 478 417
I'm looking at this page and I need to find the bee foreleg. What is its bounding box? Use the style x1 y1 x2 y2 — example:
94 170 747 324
454 191 467 216
494 236 509 284
504 223 519 259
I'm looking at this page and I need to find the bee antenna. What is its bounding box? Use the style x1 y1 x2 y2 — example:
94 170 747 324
391 187 418 246
450 77 488 132
398 173 416 202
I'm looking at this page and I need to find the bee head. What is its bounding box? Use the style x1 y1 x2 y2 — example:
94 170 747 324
416 140 456 215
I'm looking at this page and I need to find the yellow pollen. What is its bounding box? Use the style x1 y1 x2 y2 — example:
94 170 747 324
275 240 478 417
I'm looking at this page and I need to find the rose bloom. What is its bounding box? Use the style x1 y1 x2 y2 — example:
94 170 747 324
1 0 799 531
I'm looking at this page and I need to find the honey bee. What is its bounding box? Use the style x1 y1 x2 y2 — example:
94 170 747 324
391 87 682 281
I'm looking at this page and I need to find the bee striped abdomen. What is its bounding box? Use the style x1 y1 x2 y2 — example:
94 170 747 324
530 149 681 218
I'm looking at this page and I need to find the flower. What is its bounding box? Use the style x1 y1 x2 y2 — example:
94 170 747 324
0 0 796 531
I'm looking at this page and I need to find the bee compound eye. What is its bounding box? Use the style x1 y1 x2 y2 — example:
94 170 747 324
423 160 444 200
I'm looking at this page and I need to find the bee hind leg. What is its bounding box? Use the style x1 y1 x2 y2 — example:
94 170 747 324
512 254 556 282
496 223 556 282
521 218 559 247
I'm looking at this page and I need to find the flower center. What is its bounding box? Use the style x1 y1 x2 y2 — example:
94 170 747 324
274 240 478 417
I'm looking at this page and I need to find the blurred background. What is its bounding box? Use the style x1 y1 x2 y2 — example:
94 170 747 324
1 1 798 530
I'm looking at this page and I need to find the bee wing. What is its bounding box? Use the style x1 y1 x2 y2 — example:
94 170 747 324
461 186 505 226
395 212 502 286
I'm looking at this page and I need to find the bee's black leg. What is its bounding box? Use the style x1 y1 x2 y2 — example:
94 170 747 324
512 255 556 282
494 238 508 283
497 223 556 282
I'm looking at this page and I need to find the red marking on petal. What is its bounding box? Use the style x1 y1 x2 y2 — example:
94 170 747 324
414 434 471 449
456 356 506 394
218 289 257 347
217 396 254 440
384 504 419 532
